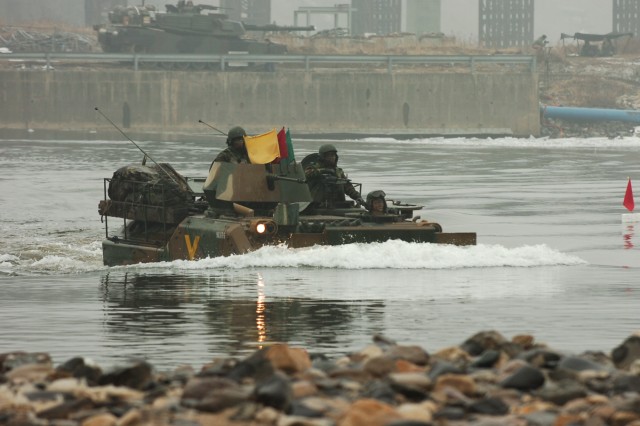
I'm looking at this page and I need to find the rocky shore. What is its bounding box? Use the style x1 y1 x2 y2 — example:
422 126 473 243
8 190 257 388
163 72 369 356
540 118 637 139
2 331 640 426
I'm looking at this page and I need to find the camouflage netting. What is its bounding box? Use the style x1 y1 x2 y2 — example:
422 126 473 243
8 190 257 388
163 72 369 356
108 163 194 209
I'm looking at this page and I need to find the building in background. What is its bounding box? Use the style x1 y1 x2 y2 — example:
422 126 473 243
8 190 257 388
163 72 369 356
293 4 354 34
405 0 441 35
479 0 534 48
613 0 640 35
220 0 270 26
351 0 401 36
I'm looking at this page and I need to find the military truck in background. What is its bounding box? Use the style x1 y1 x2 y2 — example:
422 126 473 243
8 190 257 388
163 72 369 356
94 1 314 70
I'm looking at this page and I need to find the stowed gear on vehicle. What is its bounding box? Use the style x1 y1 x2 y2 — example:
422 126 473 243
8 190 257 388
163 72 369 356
99 152 476 266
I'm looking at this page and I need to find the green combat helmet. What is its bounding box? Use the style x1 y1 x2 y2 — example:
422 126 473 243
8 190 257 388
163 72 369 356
366 190 387 212
227 126 247 144
318 144 337 155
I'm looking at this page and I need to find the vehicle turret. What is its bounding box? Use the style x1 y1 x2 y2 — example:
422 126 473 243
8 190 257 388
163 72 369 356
95 1 315 70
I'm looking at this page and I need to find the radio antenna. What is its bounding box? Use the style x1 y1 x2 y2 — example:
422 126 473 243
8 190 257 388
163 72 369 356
198 119 227 136
95 107 181 187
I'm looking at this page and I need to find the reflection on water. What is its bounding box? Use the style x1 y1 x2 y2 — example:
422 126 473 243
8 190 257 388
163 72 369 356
256 273 266 346
623 224 635 249
98 271 384 365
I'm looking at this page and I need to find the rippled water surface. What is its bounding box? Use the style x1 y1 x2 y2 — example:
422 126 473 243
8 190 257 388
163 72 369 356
1 136 640 370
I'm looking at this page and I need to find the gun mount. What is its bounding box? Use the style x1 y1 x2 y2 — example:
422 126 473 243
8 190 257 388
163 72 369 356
561 31 633 57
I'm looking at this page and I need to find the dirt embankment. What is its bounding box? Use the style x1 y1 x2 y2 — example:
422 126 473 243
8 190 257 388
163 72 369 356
537 51 640 138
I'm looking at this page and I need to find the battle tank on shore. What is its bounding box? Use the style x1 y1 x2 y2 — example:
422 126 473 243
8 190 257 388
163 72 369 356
98 155 476 266
94 2 314 70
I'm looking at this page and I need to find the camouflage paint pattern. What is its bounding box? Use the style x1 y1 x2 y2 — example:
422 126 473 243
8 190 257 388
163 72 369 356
100 158 477 266
204 162 312 204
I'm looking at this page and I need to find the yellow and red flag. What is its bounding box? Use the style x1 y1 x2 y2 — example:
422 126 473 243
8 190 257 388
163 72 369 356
245 129 281 164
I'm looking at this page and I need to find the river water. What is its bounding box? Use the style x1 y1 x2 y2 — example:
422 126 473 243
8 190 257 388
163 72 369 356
1 135 639 371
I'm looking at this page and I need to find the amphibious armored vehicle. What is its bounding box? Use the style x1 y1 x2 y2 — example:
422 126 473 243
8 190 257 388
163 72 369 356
94 2 314 70
98 158 476 266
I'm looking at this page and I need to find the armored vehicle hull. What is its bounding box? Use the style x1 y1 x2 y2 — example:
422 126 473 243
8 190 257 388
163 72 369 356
99 161 476 266
95 3 313 70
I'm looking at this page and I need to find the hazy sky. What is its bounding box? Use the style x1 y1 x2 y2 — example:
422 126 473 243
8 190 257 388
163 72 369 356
143 0 614 42
270 0 613 43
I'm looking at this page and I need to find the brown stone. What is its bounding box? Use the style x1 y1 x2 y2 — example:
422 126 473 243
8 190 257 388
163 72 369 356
292 380 318 398
363 356 394 377
555 413 588 426
499 359 529 376
512 334 534 348
118 408 142 426
301 396 350 420
432 346 472 364
385 345 430 366
462 330 508 354
266 344 312 374
434 373 476 396
612 411 640 426
394 359 424 373
6 363 54 382
511 401 556 415
396 401 435 422
182 377 239 401
338 398 402 426
356 344 384 362
388 372 432 391
81 412 117 426
592 405 616 423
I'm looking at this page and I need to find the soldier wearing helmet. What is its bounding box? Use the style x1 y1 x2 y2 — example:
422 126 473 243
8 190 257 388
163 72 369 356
366 190 387 215
304 144 365 208
210 126 250 169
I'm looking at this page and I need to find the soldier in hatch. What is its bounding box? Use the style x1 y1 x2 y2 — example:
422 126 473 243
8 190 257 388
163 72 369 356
304 144 365 208
366 190 387 216
210 126 250 169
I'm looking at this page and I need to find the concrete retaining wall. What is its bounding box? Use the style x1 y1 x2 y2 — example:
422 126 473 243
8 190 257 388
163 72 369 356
0 69 539 140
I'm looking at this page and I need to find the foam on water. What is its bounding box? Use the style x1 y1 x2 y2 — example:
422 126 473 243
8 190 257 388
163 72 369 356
120 240 585 272
357 135 640 149
1 240 585 275
0 241 104 276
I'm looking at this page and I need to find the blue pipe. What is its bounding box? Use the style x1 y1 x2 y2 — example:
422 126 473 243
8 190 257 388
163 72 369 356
542 105 640 124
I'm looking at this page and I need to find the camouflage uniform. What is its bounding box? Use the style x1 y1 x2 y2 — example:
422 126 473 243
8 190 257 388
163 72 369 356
305 161 361 207
211 126 250 169
213 146 250 164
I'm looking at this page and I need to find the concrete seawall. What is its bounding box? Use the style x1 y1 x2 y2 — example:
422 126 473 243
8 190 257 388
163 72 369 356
0 69 539 140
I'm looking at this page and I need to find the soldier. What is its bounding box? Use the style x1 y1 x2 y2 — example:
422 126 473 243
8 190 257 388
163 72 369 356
211 126 250 168
304 144 365 208
366 190 387 216
532 34 548 50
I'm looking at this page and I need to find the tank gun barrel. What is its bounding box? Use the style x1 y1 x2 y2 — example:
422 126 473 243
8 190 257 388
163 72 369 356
267 174 306 184
243 23 315 32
